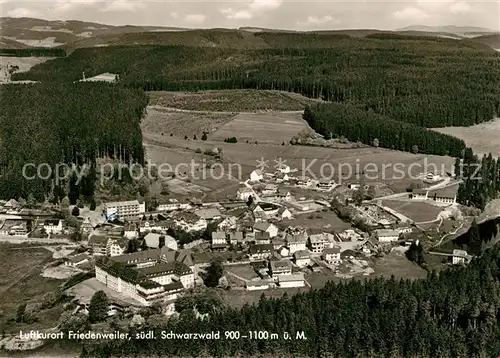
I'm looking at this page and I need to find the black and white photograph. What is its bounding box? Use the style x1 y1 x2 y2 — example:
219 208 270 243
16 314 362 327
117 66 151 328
0 0 499 357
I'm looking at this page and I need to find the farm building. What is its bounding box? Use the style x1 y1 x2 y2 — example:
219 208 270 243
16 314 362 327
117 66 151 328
277 273 305 288
250 169 264 182
375 229 400 243
323 247 341 265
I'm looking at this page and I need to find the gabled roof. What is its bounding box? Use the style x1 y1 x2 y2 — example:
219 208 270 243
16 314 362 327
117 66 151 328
212 231 227 240
253 222 275 232
286 232 308 243
67 253 89 264
88 235 109 246
195 208 222 220
323 247 341 254
278 207 291 215
249 244 274 254
255 231 271 241
428 184 459 199
229 231 243 241
375 229 400 237
108 236 129 249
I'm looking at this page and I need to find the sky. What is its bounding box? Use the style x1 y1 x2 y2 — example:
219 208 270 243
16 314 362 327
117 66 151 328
0 0 499 31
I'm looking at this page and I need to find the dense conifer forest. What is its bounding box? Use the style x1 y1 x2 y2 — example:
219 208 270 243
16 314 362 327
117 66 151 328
0 83 147 200
75 245 500 357
14 38 500 129
302 103 467 156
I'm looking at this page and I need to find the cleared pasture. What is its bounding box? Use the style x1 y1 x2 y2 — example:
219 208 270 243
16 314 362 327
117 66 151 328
142 106 235 138
144 134 455 186
0 56 54 82
148 90 318 112
210 112 309 144
432 118 500 158
382 200 444 223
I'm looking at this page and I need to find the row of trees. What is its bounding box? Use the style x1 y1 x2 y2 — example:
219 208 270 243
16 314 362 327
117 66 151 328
303 102 466 156
80 245 500 357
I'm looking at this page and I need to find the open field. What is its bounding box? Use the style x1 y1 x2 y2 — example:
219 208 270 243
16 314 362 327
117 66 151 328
144 134 455 184
432 118 500 158
0 244 63 332
218 287 309 310
382 200 444 222
277 210 351 232
148 90 319 112
0 56 54 82
372 251 427 279
210 112 309 144
225 264 259 281
142 106 235 138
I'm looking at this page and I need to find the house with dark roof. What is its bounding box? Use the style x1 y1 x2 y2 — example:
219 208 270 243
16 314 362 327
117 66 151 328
95 247 195 306
88 235 109 256
249 244 274 260
253 222 279 238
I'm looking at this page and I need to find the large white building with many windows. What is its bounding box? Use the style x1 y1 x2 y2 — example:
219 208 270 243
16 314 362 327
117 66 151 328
104 200 146 221
95 247 195 306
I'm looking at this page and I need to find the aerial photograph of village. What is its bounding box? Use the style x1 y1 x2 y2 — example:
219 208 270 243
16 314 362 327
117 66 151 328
0 0 499 357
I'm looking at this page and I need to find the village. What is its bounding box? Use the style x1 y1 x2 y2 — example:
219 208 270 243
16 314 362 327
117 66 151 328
0 158 473 336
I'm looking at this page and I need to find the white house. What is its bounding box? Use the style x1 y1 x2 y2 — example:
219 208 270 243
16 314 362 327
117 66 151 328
452 249 469 265
293 250 313 268
65 253 90 267
107 237 128 257
278 246 290 257
124 223 138 239
308 233 336 253
250 169 264 182
249 244 273 260
237 187 254 201
286 232 308 254
375 229 400 243
157 199 192 212
253 222 279 238
262 184 278 196
336 229 362 242
144 233 178 251
218 216 237 230
277 207 293 221
323 247 341 265
246 280 270 291
296 176 312 187
317 179 335 190
269 260 293 279
211 231 228 249
277 273 305 288
43 219 63 235
104 200 146 221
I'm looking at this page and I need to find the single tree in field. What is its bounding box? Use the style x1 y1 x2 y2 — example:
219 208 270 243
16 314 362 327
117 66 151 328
203 260 224 288
71 206 80 217
89 291 108 323
193 135 197 140
89 198 96 211
201 132 208 141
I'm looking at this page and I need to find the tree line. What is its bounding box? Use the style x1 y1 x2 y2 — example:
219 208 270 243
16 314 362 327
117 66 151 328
302 102 466 156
